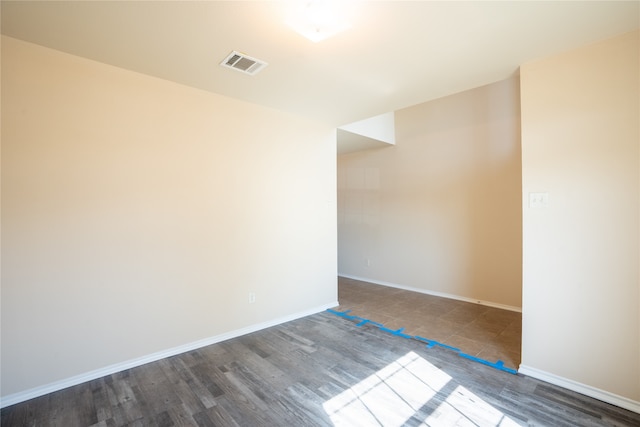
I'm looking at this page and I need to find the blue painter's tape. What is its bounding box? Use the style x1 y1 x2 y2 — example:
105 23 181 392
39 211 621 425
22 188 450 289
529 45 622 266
326 309 382 328
414 336 461 352
356 319 383 328
327 308 352 317
326 309 517 375
327 309 361 322
413 336 436 348
459 353 518 375
379 326 413 340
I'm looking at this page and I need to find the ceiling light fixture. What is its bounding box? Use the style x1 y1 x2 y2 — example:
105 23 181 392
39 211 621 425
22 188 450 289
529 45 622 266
286 0 353 42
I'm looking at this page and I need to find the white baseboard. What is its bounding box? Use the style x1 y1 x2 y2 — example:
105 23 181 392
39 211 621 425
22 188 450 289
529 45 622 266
518 364 640 414
0 302 339 409
339 274 522 313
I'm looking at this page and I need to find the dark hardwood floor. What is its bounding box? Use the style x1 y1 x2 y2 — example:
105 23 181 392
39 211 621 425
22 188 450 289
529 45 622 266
2 310 639 426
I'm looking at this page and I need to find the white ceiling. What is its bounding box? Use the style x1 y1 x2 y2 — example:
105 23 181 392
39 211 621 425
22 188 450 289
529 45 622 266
2 1 639 127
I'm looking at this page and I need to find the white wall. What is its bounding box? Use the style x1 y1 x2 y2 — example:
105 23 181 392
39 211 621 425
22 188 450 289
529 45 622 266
520 30 639 406
339 112 396 145
337 76 522 309
337 112 396 155
1 36 337 400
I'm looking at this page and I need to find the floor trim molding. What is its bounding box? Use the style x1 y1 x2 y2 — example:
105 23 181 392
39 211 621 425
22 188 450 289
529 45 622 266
339 274 522 313
519 364 640 414
0 302 339 409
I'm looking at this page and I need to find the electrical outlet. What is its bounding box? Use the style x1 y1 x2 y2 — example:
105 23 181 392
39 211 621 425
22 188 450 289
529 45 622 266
529 192 549 208
249 292 256 304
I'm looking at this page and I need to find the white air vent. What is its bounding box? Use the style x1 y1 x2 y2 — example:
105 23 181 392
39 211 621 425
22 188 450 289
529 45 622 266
220 51 268 76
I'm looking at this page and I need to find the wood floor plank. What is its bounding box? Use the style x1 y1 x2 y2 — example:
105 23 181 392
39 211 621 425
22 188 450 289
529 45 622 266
3 311 639 426
197 400 242 427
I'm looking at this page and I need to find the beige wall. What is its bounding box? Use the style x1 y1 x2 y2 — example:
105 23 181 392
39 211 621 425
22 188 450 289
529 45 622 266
338 76 522 309
1 36 337 399
520 30 639 403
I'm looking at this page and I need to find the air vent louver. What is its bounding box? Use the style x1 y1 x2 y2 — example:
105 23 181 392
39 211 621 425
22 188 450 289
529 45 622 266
220 51 268 76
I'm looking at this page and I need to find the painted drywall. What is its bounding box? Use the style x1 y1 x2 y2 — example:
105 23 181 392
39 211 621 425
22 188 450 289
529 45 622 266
339 112 396 144
1 36 337 399
520 30 639 403
337 112 396 155
337 76 522 309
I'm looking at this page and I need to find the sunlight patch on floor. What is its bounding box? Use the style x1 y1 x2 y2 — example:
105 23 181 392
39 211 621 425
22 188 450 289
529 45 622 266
425 385 521 426
323 351 519 426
